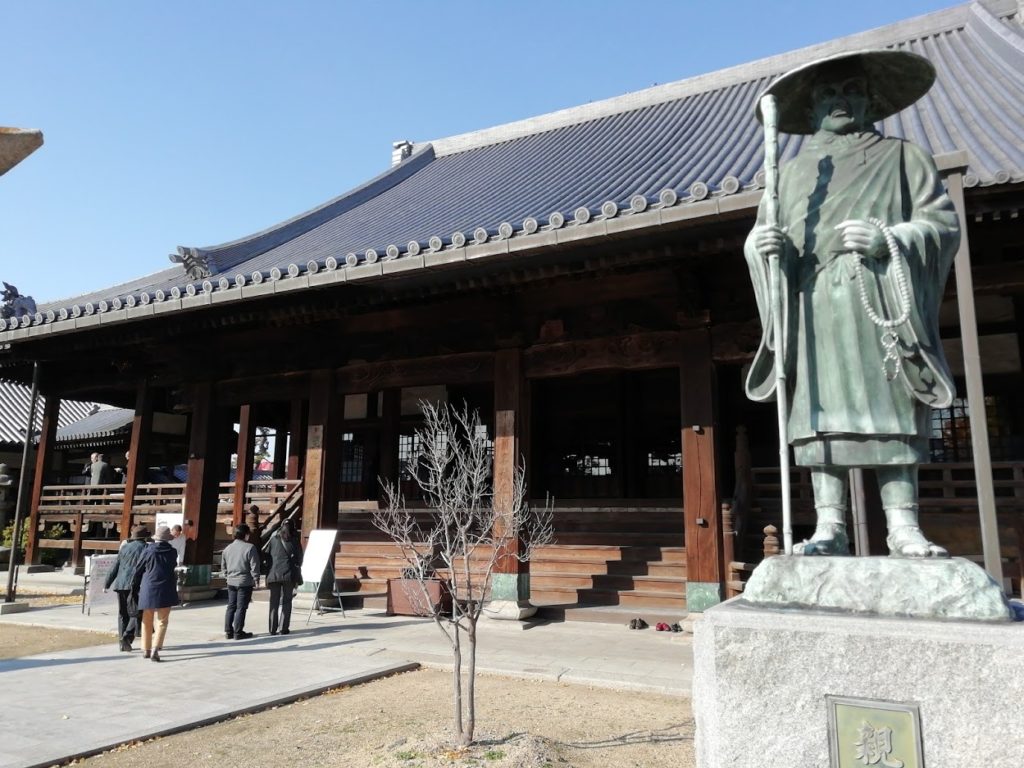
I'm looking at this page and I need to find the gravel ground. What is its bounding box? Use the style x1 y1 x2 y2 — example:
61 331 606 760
0 621 114 660
3 622 695 767
74 667 695 767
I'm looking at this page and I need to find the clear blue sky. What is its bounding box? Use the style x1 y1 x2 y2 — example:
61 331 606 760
3 1 959 304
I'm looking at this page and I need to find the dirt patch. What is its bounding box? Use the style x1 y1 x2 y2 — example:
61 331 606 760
74 667 695 767
0 622 114 660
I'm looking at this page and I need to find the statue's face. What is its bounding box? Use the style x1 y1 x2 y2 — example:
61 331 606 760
809 74 871 134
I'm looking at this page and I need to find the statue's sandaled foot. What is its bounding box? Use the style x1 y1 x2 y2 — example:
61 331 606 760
886 525 949 558
793 522 850 556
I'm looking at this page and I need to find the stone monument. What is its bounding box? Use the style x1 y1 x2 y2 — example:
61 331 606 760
693 50 1022 768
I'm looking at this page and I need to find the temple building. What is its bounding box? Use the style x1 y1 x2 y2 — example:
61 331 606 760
2 0 1023 617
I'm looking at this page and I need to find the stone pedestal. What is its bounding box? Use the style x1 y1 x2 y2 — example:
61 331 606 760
694 600 1024 767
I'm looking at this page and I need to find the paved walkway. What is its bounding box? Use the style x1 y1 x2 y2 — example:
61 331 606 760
0 573 691 768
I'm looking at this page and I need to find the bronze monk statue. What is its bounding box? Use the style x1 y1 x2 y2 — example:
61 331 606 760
745 50 959 558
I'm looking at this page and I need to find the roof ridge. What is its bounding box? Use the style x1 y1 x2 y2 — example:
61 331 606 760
424 2 987 157
188 144 437 268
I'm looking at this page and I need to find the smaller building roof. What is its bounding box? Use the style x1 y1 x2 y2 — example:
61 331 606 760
0 381 101 446
54 406 134 446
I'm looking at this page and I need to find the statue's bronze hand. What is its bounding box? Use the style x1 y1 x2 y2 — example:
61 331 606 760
753 224 787 260
835 219 885 258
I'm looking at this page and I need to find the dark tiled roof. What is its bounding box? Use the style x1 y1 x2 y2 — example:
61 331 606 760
0 381 102 445
5 1 1023 336
54 406 134 444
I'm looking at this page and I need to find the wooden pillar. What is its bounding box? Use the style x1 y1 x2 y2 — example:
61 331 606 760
232 404 255 526
25 395 59 565
301 370 340 540
287 397 306 481
491 348 534 615
680 326 722 612
120 379 153 541
947 168 1002 585
70 512 85 569
378 389 401 489
183 383 222 565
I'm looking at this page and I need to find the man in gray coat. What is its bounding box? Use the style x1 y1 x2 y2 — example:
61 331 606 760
221 523 259 640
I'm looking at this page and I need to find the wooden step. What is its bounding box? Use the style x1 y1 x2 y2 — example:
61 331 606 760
536 604 688 625
592 574 685 593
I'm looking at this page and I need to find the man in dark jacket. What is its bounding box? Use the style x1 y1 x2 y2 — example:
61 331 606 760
104 524 150 651
221 523 260 640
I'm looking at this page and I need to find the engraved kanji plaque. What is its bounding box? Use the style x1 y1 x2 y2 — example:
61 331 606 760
827 696 923 768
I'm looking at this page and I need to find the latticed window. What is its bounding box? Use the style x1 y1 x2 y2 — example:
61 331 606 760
398 432 419 481
929 396 1017 462
340 432 363 483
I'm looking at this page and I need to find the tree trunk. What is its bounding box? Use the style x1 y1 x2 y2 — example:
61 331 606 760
466 618 478 744
452 625 465 744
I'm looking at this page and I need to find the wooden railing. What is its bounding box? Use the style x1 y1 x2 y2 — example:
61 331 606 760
34 479 302 566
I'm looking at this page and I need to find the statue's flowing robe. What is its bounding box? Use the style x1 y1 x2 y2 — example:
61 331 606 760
744 131 959 466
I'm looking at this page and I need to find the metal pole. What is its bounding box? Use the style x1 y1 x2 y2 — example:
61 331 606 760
5 361 40 603
760 94 793 555
947 170 1002 585
849 468 869 556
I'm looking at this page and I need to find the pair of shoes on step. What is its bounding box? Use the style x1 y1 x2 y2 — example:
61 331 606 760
628 618 649 630
142 649 160 661
655 622 684 632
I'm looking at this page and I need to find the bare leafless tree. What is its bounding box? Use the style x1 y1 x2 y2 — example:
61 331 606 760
372 401 553 747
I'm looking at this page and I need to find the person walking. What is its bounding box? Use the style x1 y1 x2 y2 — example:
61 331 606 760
266 520 302 636
103 524 150 652
222 523 259 640
132 524 179 662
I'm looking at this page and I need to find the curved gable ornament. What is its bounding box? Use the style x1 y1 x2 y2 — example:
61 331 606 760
168 246 213 280
0 282 36 320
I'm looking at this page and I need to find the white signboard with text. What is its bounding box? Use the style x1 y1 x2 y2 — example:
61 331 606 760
85 554 118 616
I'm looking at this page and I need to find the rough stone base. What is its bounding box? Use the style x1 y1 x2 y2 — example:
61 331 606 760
744 555 1011 621
482 599 538 622
0 600 29 615
694 600 1024 767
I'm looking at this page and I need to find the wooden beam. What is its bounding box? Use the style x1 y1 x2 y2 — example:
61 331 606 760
183 383 222 565
336 351 493 393
679 326 722 610
302 370 341 538
378 389 401 489
493 349 528 583
25 394 59 565
121 379 153 541
287 397 306 480
524 331 680 379
233 404 256 526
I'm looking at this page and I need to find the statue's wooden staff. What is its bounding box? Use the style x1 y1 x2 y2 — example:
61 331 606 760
759 93 793 555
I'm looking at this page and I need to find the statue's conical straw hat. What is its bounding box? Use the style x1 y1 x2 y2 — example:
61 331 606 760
755 49 936 134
